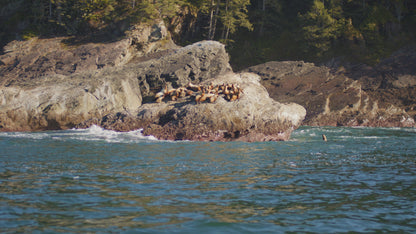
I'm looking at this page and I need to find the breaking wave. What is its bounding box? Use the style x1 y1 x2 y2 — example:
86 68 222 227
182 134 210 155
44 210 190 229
0 125 159 143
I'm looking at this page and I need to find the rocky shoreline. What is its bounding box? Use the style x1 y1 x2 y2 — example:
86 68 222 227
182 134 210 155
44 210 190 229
0 22 414 140
246 55 416 127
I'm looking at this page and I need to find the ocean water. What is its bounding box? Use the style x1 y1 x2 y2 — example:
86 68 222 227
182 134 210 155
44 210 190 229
0 126 415 233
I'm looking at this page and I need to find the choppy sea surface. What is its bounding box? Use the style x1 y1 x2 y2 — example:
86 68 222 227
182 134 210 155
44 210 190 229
0 126 415 233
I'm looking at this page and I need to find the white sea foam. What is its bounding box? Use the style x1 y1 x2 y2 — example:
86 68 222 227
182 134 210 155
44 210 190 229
339 135 389 139
65 125 159 143
0 125 159 143
403 128 416 132
0 131 50 140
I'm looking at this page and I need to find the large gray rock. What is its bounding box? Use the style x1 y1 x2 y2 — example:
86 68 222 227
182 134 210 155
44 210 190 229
0 27 305 141
0 71 142 131
99 72 306 141
0 38 232 131
129 40 232 102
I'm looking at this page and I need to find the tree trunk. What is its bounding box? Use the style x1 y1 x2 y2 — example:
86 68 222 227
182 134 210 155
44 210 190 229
393 0 404 23
49 0 52 19
259 0 266 36
57 0 62 25
208 0 214 39
211 0 220 40
221 0 229 40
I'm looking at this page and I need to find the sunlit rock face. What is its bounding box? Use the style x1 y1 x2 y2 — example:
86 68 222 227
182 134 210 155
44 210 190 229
134 72 306 141
0 20 225 132
0 27 305 141
77 72 306 142
246 59 415 128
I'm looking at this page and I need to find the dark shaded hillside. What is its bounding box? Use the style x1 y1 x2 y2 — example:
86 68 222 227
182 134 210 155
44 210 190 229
229 0 416 70
2 0 416 67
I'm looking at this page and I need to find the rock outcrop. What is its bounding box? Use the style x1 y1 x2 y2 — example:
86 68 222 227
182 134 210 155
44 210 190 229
246 57 416 127
0 39 233 131
0 72 142 131
131 40 232 102
135 72 305 141
0 20 176 87
0 23 306 141
77 72 306 141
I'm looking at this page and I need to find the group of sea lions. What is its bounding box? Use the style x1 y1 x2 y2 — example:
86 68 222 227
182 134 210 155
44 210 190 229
155 82 243 104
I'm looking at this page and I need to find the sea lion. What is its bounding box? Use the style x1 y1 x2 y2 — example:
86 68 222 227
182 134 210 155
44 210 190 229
195 94 202 103
207 83 214 91
156 83 243 103
322 134 327 142
155 87 166 102
218 83 225 94
209 93 218 103
187 82 201 92
163 84 169 96
156 96 164 103
199 93 208 103
167 88 176 96
155 91 164 99
195 90 205 103
179 88 187 97
229 94 238 101
224 85 230 95
237 90 242 99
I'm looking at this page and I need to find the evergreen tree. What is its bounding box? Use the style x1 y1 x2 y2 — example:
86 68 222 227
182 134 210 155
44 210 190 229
220 0 253 41
1 0 415 66
300 0 345 56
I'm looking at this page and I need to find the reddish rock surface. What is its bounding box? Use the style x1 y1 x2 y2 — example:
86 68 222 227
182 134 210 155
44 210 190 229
246 56 416 127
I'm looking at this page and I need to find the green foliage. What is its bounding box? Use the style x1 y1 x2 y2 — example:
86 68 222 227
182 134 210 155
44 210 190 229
221 0 253 36
22 30 38 41
1 0 415 67
81 0 116 23
299 0 345 56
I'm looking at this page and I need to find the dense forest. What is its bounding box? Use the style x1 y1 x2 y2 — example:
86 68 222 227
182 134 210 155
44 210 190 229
1 0 415 68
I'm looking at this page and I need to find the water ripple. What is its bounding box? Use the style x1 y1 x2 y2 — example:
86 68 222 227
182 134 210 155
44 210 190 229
1 126 416 232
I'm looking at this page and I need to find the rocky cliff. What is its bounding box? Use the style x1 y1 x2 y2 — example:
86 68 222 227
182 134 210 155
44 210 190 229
0 22 306 141
246 52 416 127
3 20 410 137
